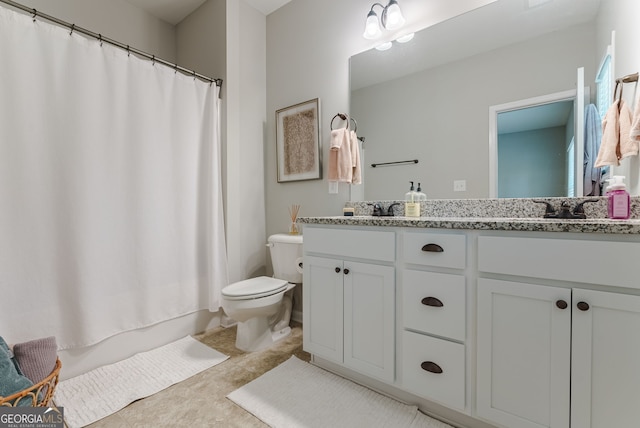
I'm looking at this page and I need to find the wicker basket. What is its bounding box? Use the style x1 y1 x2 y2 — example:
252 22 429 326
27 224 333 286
0 358 61 407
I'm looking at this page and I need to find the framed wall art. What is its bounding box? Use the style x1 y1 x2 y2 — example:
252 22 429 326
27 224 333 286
276 98 321 182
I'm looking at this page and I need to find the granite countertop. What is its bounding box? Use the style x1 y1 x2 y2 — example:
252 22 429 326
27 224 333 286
297 215 640 234
296 197 640 234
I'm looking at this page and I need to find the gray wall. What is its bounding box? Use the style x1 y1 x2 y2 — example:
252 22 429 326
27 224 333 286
351 23 597 200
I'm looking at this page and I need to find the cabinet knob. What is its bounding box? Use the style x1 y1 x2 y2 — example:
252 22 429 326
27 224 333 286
343 268 350 275
421 243 444 253
555 300 568 310
421 297 444 307
420 361 443 374
335 267 341 273
577 301 590 311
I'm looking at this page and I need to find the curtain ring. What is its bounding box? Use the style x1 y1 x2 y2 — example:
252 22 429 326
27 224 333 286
152 55 155 65
98 34 103 46
31 8 37 22
69 24 75 36
174 64 178 74
126 45 130 57
192 70 196 80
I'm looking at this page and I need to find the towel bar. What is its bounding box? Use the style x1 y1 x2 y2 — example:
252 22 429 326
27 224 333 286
371 159 418 168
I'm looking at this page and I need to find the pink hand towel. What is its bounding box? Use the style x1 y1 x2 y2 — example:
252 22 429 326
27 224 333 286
350 130 362 185
595 99 635 167
328 128 353 183
631 93 640 142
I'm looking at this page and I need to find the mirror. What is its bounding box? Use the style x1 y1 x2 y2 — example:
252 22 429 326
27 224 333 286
350 0 624 201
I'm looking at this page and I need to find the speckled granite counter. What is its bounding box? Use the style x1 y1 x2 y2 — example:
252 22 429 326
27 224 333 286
297 197 640 234
297 215 640 234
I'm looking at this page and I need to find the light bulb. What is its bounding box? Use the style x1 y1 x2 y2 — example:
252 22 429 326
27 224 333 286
384 1 405 31
363 11 382 40
375 41 393 51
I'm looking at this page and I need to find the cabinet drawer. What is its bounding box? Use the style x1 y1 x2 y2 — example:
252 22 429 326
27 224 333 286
478 236 640 289
402 231 466 269
402 270 465 341
304 227 395 262
402 331 465 411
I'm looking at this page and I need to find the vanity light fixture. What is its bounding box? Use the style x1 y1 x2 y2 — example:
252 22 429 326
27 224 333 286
395 32 414 43
362 0 406 40
375 41 393 51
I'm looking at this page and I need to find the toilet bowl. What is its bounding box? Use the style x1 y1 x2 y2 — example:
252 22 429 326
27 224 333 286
221 234 303 352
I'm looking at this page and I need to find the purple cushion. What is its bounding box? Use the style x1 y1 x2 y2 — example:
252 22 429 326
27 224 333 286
13 336 57 384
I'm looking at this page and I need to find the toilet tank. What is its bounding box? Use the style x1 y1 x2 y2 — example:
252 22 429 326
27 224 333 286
268 234 303 283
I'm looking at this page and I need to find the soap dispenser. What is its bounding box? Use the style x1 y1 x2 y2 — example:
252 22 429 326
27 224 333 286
405 181 420 217
607 175 630 219
416 183 427 201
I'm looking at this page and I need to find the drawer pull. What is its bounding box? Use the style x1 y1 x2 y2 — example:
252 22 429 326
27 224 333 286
335 267 341 273
577 301 590 311
420 361 443 374
421 297 443 307
556 300 568 310
421 243 444 253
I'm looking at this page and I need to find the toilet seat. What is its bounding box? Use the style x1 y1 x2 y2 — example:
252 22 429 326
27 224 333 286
222 276 288 301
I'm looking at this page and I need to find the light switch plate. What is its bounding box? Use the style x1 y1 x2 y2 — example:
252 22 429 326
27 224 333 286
454 180 466 192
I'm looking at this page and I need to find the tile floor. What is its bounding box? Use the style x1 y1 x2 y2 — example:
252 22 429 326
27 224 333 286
85 322 309 427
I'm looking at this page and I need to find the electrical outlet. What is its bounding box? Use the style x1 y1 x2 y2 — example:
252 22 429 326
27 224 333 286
453 180 467 192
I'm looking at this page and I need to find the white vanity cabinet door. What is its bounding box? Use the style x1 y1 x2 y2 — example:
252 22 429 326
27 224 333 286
303 252 395 382
571 289 640 428
343 261 395 382
303 255 344 363
477 278 571 428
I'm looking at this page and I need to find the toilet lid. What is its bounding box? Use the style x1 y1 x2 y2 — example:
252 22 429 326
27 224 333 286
222 276 289 300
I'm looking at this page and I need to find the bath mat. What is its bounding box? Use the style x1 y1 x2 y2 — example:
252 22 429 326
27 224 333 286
54 336 228 427
227 356 453 428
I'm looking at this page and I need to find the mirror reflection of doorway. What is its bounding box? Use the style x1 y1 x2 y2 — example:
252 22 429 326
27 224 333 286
497 100 575 198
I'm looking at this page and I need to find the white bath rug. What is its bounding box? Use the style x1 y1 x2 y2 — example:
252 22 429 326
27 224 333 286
54 336 228 427
227 356 452 428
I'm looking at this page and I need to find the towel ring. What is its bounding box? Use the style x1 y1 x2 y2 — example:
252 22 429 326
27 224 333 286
330 113 349 130
350 117 358 132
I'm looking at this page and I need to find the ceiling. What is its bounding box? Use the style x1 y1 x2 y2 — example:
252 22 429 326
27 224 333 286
125 0 292 25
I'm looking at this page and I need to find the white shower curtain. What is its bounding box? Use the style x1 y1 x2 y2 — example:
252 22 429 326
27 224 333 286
0 7 228 349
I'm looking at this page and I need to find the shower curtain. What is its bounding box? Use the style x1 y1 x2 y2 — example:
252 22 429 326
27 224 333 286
0 6 228 349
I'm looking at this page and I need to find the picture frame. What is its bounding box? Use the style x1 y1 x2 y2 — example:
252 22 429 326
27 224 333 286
276 98 321 182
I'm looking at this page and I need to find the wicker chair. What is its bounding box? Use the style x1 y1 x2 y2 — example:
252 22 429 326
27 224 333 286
0 359 61 407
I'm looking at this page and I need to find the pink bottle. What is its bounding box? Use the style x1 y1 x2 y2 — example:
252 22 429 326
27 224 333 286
607 176 630 220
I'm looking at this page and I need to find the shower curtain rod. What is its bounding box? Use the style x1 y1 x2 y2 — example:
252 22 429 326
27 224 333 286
0 0 223 89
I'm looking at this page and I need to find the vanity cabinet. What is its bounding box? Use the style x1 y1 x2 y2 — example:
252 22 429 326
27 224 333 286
399 230 467 411
476 235 640 428
301 219 640 428
302 226 395 382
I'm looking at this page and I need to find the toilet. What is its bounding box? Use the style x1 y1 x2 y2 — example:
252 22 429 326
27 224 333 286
221 234 303 352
